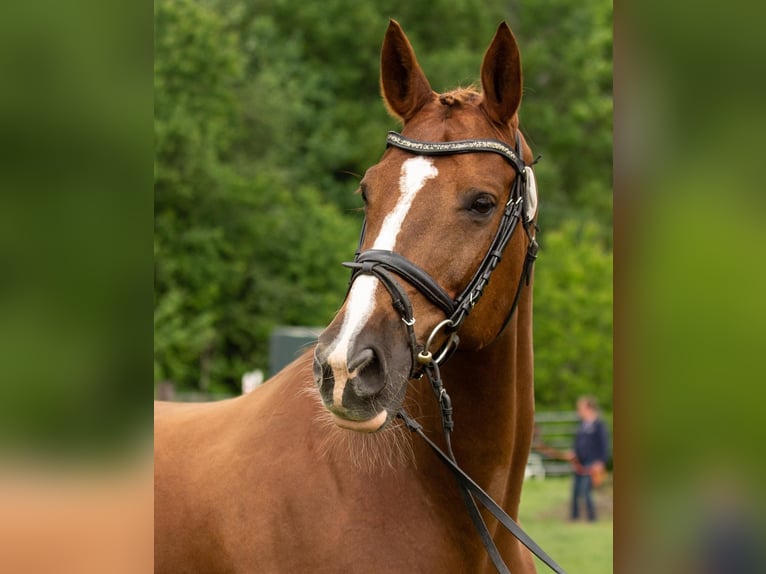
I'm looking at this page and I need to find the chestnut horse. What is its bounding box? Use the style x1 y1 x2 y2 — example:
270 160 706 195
155 20 553 574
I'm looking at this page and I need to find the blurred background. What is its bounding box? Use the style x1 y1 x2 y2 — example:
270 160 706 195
0 1 153 572
616 1 766 572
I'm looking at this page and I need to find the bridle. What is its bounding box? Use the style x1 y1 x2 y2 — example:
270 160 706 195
345 130 539 370
342 131 565 574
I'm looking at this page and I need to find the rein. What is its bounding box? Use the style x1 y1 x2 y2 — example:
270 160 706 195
343 131 564 574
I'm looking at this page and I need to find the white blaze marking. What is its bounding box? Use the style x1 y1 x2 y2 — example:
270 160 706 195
374 157 438 251
328 157 438 409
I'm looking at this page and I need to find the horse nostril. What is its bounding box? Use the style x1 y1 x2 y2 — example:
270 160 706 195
348 348 375 373
313 352 334 390
348 347 385 398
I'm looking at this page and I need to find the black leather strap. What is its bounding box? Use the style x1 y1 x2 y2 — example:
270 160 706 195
345 250 456 317
387 131 525 174
449 186 525 329
421 364 510 574
398 410 567 574
341 261 420 367
493 228 538 337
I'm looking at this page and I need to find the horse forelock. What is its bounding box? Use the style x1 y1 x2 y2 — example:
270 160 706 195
435 87 478 119
438 86 480 106
416 86 519 142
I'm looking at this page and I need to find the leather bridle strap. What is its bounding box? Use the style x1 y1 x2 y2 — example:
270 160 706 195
341 259 421 364
386 131 525 174
449 189 526 330
345 250 456 317
415 362 511 574
398 409 567 574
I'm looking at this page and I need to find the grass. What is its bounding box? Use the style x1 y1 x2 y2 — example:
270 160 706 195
517 476 613 574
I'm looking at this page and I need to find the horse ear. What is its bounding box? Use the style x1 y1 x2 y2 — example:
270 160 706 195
380 19 434 122
480 22 523 127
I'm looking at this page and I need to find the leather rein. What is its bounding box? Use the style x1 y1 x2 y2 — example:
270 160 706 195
343 131 565 574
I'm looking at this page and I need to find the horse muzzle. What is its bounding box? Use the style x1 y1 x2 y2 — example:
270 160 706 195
313 325 411 432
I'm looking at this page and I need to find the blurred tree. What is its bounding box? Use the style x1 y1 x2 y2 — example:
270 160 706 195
517 0 613 242
532 221 613 410
155 0 357 393
154 0 244 391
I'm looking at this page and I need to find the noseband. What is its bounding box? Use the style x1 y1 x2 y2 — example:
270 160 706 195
342 132 564 574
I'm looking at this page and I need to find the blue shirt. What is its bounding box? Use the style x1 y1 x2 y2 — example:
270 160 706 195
574 418 609 466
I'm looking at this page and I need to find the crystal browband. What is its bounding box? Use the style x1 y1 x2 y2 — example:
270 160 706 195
386 131 524 174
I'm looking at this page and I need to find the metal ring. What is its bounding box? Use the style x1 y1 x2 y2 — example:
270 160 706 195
433 333 459 365
423 319 458 365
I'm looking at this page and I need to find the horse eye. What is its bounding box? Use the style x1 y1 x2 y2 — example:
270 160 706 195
359 186 369 205
469 195 495 215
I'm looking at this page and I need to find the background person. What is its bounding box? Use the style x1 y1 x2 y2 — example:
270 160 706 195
566 395 609 522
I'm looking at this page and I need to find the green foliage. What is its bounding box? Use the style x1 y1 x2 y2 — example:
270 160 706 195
154 0 359 392
533 222 613 410
154 0 613 404
519 0 613 241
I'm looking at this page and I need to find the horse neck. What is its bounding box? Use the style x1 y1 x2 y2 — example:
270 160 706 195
435 300 535 515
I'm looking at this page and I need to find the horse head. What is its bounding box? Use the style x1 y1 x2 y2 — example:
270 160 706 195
313 20 538 433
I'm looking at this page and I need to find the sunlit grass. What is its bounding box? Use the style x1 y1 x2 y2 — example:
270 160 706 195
518 476 613 574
